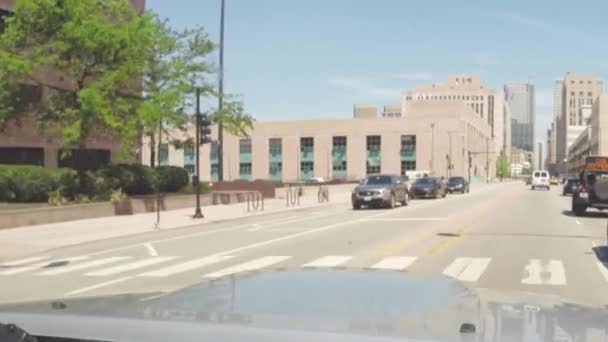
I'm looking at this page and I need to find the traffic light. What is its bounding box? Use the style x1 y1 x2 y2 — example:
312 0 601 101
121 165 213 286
198 113 212 145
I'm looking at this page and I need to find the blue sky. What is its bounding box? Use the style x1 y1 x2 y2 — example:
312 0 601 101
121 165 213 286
147 0 608 147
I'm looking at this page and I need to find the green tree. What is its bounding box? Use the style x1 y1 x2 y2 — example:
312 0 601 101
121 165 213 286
0 0 155 186
496 154 511 181
140 17 253 167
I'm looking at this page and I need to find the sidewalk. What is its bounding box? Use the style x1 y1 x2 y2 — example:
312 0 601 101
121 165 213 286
0 191 351 261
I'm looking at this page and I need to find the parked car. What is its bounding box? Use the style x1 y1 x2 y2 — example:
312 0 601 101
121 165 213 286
305 177 325 184
410 177 446 199
562 178 580 196
572 156 608 216
351 174 409 210
550 177 559 185
446 176 469 193
531 170 550 190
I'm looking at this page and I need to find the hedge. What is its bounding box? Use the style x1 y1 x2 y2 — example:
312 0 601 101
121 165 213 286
0 165 77 202
156 166 189 192
94 164 156 196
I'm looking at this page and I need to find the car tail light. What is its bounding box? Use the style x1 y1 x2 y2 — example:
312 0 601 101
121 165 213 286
580 185 587 193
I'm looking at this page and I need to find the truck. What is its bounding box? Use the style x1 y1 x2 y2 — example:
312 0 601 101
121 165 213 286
571 156 608 216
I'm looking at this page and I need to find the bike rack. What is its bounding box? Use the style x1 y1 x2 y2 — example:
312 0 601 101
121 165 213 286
286 185 301 207
246 191 264 212
317 186 329 203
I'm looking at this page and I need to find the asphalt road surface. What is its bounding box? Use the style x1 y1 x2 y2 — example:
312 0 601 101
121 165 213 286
2 181 608 306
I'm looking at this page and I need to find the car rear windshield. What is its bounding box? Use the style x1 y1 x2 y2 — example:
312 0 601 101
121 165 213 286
365 175 392 184
414 178 435 184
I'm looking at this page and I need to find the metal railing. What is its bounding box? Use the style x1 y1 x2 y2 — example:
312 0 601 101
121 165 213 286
286 185 302 207
317 186 329 203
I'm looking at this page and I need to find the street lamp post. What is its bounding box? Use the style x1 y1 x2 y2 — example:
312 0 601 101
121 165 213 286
193 88 204 219
217 0 226 181
430 122 435 174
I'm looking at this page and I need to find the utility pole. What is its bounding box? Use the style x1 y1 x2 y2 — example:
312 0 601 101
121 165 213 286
430 122 435 174
155 108 163 228
193 88 203 219
468 151 472 185
485 137 489 184
217 0 226 181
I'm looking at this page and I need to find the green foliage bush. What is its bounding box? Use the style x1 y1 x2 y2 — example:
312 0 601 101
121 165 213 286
155 166 189 193
94 164 156 196
0 165 77 202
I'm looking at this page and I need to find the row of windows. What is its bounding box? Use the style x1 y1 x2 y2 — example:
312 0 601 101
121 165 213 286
569 80 600 85
409 94 486 101
570 91 595 97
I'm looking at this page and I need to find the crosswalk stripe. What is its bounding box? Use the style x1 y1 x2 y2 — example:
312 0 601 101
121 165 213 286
522 259 566 285
302 256 352 268
597 262 608 282
0 256 49 267
0 256 89 276
35 257 131 276
85 256 177 276
203 256 291 279
138 255 233 277
369 256 417 270
443 257 491 282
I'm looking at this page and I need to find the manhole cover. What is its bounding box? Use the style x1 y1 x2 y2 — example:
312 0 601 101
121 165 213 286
437 232 460 237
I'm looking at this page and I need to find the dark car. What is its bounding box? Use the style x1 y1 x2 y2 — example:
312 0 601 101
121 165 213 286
562 178 579 196
410 177 446 199
446 176 469 193
351 174 409 210
572 156 608 216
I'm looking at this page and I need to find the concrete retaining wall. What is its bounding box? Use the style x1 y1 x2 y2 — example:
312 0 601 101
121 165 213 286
0 191 250 229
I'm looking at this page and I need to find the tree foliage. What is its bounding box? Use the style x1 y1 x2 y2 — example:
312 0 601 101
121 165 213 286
0 0 156 155
496 154 511 180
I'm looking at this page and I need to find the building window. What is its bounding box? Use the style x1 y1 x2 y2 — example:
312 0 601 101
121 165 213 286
466 96 470 100
366 135 381 175
571 92 575 96
480 95 484 100
210 142 219 182
332 136 347 179
579 91 584 96
239 163 252 180
269 138 282 181
475 103 479 113
579 80 584 84
588 92 593 97
159 144 169 166
400 134 416 175
183 145 194 174
480 103 484 115
0 147 44 166
239 139 252 180
58 149 111 170
300 137 314 180
401 160 416 173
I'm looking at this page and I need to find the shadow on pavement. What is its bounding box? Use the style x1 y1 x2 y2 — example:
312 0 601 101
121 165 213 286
561 210 608 218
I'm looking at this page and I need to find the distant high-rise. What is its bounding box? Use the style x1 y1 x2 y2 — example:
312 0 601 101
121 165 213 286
504 82 535 153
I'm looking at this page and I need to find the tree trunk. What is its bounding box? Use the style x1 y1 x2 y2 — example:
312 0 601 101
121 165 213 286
149 133 156 167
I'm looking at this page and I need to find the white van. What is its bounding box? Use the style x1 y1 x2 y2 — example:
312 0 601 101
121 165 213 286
531 170 550 190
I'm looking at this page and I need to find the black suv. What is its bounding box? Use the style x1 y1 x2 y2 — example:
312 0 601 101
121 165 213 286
572 157 608 216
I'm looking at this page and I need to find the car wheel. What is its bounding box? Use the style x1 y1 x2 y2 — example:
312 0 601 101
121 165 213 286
442 191 447 198
573 203 586 216
532 186 535 190
401 192 409 206
388 194 396 209
353 203 361 210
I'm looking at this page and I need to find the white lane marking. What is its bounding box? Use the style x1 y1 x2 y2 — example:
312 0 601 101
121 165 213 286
202 256 291 279
302 256 352 268
85 256 177 276
370 256 417 271
443 258 491 282
64 276 134 297
0 256 89 276
35 257 131 276
575 219 581 225
0 256 49 267
143 243 158 257
597 262 608 282
247 224 262 232
521 259 566 285
138 255 233 277
361 217 448 222
369 256 417 270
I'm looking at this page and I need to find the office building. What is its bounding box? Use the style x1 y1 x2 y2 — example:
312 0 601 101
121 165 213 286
504 82 535 153
401 74 511 158
567 95 608 173
533 142 543 170
143 101 496 183
0 0 145 168
555 73 603 173
381 105 401 118
353 104 377 118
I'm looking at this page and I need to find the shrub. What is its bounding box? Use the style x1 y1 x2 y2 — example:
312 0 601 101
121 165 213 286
156 166 189 192
95 164 155 196
178 182 212 194
0 165 77 202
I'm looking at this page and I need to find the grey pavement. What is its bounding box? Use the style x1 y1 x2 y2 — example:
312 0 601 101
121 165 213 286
1 181 607 307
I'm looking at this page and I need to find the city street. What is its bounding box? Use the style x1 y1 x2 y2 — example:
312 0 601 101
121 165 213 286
2 181 608 306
